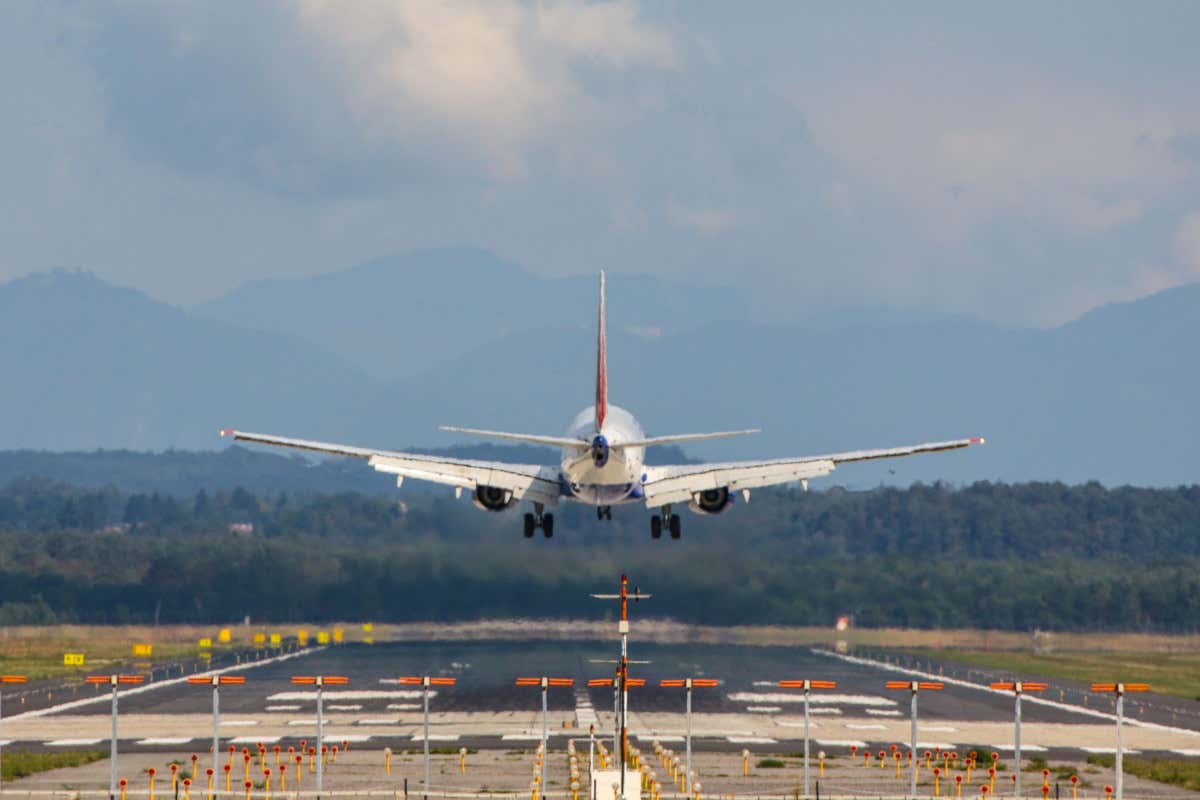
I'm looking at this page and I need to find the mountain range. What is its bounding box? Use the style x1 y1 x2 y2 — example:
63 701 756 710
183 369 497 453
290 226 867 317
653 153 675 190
1 250 1196 487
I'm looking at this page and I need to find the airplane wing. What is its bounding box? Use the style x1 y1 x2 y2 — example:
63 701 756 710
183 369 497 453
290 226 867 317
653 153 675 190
219 429 562 506
642 437 984 507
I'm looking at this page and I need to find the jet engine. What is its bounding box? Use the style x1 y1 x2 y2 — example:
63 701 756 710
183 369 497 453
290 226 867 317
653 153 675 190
689 486 733 515
472 485 517 512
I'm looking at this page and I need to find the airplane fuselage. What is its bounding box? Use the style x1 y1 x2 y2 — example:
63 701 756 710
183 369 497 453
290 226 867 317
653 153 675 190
560 404 646 505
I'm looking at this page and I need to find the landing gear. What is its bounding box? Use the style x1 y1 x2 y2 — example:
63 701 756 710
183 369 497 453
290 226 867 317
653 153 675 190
650 506 681 539
524 505 554 539
597 506 613 521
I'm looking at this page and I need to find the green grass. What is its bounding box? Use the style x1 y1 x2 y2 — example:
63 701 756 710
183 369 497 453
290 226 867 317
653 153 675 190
898 648 1200 700
1086 755 1200 791
0 749 106 781
756 758 786 768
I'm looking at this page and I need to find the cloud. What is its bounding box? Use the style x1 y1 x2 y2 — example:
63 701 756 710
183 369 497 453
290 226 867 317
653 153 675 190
665 202 744 236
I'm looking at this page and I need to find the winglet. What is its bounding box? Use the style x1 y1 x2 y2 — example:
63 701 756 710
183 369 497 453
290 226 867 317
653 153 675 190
595 271 607 432
968 437 987 445
219 428 236 438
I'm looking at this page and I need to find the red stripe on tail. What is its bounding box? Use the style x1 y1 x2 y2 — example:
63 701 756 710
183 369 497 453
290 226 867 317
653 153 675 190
595 271 607 430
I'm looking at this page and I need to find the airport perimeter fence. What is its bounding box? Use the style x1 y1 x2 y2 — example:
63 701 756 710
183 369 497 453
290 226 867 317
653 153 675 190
0 790 1196 800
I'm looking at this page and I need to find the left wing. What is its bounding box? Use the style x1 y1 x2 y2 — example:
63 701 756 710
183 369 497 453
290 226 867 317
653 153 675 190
642 437 984 507
220 429 562 506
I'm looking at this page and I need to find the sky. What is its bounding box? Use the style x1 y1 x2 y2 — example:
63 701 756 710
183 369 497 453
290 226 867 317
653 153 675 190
4 1 1200 326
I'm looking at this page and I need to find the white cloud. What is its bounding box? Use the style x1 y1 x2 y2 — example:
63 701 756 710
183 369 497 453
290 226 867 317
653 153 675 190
666 201 744 236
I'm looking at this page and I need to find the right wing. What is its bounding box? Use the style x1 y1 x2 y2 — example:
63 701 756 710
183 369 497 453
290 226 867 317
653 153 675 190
220 429 563 506
642 437 984 507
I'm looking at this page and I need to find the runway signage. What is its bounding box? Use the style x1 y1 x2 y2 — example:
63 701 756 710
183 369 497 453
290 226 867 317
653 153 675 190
63 653 85 666
132 644 153 657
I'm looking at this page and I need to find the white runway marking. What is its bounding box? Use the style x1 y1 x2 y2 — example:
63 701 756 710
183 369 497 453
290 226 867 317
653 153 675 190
728 692 895 707
288 720 318 726
635 734 683 742
231 736 280 744
990 744 1047 752
266 705 301 711
922 725 958 732
865 709 903 716
222 721 259 727
916 741 956 750
810 708 842 715
324 734 372 743
1172 749 1200 756
411 734 459 742
137 737 193 745
357 719 400 725
746 706 782 713
386 703 420 711
268 690 431 701
5 647 323 721
845 724 887 730
1081 747 1140 755
327 704 363 711
47 738 102 746
727 736 777 744
817 739 868 748
501 734 541 741
0 740 14 746
753 681 777 687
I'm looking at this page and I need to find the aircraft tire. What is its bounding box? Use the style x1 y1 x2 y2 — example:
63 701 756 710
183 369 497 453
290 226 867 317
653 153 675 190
650 516 662 539
669 514 682 539
523 513 536 538
542 513 555 538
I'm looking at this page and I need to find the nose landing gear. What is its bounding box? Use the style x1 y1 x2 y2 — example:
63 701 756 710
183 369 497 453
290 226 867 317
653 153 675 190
596 505 613 521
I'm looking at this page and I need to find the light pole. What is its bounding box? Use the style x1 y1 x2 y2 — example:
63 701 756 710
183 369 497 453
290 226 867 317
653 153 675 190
780 679 839 797
398 675 458 799
0 675 28 796
661 678 720 793
516 677 576 756
591 574 651 800
187 675 247 779
290 675 349 799
85 674 146 800
1091 682 1149 800
990 681 1047 799
886 680 943 798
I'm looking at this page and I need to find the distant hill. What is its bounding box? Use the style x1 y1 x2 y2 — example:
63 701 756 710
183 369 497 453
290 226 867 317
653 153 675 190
0 259 1197 486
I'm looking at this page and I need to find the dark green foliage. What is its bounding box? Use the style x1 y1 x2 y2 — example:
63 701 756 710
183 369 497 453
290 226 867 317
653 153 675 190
1 479 1199 628
1086 755 1200 791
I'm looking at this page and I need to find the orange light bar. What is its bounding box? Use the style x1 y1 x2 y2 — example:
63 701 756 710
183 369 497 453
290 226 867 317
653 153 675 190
660 678 721 688
885 681 944 690
626 679 646 687
0 675 28 684
588 678 614 687
429 677 457 686
188 676 247 685
1091 683 1150 693
989 682 1048 692
85 675 145 685
291 677 316 685
779 680 838 689
396 677 423 685
515 677 574 686
395 676 454 686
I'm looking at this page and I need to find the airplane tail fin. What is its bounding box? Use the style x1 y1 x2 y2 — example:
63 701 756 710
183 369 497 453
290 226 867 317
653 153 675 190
595 271 607 432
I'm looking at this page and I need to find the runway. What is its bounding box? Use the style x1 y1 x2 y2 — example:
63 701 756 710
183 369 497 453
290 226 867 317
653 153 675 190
3 641 1199 762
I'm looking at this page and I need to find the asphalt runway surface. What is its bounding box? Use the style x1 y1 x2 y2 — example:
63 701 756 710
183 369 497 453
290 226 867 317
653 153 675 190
4 640 1198 762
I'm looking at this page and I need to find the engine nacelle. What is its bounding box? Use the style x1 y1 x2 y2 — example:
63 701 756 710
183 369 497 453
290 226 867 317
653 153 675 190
472 485 517 512
689 486 733 515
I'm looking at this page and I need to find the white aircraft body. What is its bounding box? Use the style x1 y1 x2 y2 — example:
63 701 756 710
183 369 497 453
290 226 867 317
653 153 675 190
221 273 984 539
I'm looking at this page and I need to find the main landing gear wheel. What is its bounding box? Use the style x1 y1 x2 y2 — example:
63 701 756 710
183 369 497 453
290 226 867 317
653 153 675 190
650 516 662 539
523 513 536 538
669 514 682 539
542 513 554 538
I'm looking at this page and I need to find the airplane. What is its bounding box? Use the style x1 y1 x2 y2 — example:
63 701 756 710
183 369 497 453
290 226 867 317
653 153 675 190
220 272 984 540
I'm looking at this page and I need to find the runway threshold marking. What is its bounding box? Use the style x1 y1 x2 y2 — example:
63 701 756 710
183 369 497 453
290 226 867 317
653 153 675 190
411 734 459 742
991 744 1047 752
46 738 103 746
231 736 280 744
136 738 194 745
727 736 777 744
4 647 326 722
814 647 1200 737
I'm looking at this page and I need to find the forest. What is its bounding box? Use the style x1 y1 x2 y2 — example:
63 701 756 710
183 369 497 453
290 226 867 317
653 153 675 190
1 476 1198 630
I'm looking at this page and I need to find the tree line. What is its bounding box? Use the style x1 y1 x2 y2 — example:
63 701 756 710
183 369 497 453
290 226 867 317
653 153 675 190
1 477 1198 630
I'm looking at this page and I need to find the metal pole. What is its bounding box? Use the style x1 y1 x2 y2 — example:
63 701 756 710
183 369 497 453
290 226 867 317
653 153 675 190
110 679 119 800
589 725 595 800
423 677 431 800
1 689 5 796
909 688 918 799
316 679 324 800
612 681 619 756
1115 689 1124 800
542 681 549 755
685 682 693 796
212 685 220 780
803 684 811 798
1014 689 1022 800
